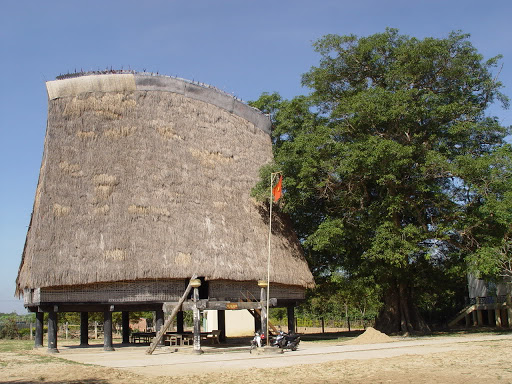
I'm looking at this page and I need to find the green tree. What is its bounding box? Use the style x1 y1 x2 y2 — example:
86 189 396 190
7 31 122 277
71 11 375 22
251 29 509 334
462 145 512 281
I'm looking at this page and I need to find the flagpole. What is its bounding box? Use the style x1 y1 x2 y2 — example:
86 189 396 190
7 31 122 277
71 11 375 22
266 172 274 345
267 171 282 345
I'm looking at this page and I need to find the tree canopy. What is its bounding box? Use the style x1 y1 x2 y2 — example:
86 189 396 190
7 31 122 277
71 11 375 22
251 29 511 334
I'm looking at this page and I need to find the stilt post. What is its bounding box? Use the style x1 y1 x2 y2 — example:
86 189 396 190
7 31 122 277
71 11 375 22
287 305 295 334
177 311 184 333
258 281 268 340
217 310 226 342
192 278 203 354
103 309 114 351
47 309 58 353
155 309 164 346
122 311 130 344
35 311 43 348
80 312 89 346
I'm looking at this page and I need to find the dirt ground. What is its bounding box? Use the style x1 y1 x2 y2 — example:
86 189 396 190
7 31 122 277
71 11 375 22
1 330 512 384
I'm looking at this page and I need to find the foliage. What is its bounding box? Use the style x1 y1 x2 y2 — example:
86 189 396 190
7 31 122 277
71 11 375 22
251 29 510 333
297 273 381 320
0 317 20 339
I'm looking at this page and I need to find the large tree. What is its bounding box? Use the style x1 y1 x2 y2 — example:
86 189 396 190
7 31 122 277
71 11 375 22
251 29 510 334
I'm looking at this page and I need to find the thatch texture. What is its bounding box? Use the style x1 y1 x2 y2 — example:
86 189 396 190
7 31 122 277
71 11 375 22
16 74 314 297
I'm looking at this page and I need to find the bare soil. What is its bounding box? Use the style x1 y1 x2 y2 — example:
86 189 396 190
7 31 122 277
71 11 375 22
1 331 512 384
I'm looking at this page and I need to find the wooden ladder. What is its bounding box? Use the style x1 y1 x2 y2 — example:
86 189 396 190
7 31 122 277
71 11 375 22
240 290 279 335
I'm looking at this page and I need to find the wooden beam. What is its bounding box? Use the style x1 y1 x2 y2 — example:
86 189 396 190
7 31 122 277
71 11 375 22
146 274 197 355
448 304 476 327
165 298 278 312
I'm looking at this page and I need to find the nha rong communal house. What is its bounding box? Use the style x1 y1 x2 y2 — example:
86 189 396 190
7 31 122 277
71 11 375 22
16 71 314 352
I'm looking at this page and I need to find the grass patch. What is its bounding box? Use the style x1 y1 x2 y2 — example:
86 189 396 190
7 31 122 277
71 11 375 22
0 339 33 352
430 327 512 337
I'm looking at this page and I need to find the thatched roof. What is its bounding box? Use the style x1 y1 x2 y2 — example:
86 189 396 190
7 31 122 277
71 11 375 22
16 73 314 296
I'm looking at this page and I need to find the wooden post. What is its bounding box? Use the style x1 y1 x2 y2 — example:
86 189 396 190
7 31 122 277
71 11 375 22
260 286 268 339
477 309 483 326
80 312 89 346
217 310 226 342
122 311 130 344
30 322 33 341
321 317 325 333
177 311 184 333
65 322 69 340
487 309 494 326
287 305 295 334
94 321 98 339
103 310 114 351
472 310 478 326
47 311 58 353
155 309 164 346
35 312 43 348
495 308 502 327
254 309 262 333
193 285 203 354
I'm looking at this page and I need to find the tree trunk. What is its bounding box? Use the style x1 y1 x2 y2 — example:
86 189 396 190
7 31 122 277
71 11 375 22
374 282 431 335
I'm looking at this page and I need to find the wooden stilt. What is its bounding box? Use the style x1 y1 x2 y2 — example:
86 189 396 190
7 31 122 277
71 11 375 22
122 311 130 344
47 311 58 353
35 312 43 348
177 311 184 333
287 305 295 334
260 286 267 338
193 285 203 354
477 310 483 326
254 309 262 333
495 308 502 327
103 310 114 351
155 309 164 346
80 312 89 346
217 310 226 342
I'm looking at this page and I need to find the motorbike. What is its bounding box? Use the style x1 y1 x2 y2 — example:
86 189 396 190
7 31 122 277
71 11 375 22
272 331 300 351
250 331 266 350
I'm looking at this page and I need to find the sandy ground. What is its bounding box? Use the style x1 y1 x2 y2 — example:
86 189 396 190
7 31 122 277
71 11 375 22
2 332 512 383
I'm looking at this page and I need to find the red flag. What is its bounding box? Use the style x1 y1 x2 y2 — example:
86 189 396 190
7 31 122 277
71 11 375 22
272 175 283 202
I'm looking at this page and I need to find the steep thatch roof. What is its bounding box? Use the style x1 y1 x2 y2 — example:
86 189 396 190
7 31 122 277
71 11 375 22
16 73 314 296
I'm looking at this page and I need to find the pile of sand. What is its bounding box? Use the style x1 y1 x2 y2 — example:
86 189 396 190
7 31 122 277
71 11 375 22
343 327 394 345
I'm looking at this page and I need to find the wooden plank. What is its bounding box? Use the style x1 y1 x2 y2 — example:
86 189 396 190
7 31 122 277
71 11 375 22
146 274 197 355
448 304 476 327
173 298 277 311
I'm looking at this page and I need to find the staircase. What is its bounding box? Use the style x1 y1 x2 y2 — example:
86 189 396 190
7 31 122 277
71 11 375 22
240 290 279 335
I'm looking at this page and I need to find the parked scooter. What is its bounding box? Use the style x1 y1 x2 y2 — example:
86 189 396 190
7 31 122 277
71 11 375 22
250 331 266 350
272 331 300 351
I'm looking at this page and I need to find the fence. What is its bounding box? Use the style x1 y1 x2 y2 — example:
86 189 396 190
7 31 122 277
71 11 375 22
270 316 375 333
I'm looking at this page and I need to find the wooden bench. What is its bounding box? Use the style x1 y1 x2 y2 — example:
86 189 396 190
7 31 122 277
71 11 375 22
131 332 155 343
206 330 221 344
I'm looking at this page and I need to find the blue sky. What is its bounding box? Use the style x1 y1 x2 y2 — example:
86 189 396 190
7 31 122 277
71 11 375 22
1 0 511 314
